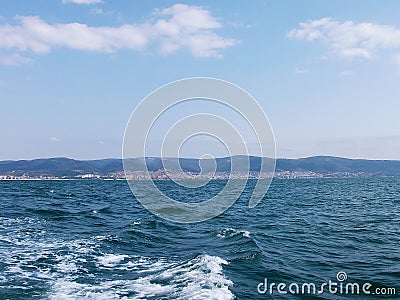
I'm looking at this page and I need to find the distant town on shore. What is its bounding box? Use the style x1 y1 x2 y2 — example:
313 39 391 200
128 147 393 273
1 156 399 180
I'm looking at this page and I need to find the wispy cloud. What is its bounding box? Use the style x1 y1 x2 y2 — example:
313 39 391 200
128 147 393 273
288 18 400 61
49 137 61 142
62 0 102 4
0 53 33 66
89 6 114 16
0 4 238 61
295 68 309 74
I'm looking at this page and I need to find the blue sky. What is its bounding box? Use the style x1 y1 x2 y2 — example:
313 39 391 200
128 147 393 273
1 0 400 160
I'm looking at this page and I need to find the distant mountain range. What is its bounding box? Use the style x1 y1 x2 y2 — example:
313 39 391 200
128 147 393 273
0 156 399 178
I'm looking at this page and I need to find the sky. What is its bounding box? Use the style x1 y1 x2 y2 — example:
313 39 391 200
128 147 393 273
1 0 400 160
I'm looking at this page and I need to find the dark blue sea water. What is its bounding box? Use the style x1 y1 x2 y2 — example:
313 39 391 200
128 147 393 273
0 178 399 299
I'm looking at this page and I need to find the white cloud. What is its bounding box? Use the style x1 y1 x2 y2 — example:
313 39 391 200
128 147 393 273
0 4 238 60
0 15 148 54
49 137 61 142
0 53 33 66
295 68 309 74
288 18 400 61
153 4 238 57
62 0 102 4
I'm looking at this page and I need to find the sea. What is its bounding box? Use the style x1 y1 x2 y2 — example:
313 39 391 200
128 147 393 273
0 178 399 299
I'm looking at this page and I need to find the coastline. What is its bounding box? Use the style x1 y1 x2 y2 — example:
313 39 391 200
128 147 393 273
0 171 387 180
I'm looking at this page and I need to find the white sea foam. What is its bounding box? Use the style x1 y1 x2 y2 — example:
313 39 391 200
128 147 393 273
1 217 235 299
49 279 128 300
0 217 102 285
131 277 174 299
48 254 234 300
97 254 129 267
217 227 250 238
56 261 78 273
130 254 234 300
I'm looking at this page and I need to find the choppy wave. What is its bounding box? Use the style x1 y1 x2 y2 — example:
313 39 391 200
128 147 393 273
51 253 233 300
0 217 233 299
126 254 233 300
